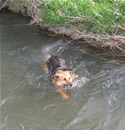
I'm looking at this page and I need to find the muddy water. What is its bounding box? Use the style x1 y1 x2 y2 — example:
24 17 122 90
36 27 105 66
1 12 125 130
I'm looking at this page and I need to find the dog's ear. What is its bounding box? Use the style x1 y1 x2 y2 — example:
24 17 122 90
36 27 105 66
70 71 77 79
55 75 59 79
53 74 60 80
52 75 59 84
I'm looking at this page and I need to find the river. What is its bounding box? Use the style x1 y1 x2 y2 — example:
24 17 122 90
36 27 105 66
1 11 125 130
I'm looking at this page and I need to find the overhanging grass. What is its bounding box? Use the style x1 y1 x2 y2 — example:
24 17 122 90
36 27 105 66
41 0 125 34
2 0 125 53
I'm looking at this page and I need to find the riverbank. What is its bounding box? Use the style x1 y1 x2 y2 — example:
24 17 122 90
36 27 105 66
1 0 125 54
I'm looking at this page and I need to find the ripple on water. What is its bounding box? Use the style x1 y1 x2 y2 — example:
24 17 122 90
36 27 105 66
1 12 125 130
66 67 125 130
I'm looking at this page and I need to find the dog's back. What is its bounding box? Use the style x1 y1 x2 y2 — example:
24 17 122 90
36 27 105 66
47 56 69 76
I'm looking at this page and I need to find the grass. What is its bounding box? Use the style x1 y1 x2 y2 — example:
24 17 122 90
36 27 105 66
41 0 125 35
6 0 125 35
2 0 125 53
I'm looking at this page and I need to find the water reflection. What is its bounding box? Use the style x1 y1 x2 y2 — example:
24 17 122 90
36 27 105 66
1 12 125 130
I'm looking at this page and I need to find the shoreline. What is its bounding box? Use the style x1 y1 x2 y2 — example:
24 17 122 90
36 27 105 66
0 0 125 54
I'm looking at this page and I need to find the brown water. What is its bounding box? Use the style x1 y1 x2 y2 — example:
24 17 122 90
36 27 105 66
1 12 125 130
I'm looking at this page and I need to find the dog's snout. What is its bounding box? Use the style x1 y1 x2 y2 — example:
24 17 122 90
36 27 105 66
64 84 72 88
69 84 72 87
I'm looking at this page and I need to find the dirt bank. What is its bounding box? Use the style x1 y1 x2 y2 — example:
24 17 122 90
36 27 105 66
1 0 125 54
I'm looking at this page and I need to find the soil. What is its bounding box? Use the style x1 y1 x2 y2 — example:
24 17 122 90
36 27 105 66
0 0 125 55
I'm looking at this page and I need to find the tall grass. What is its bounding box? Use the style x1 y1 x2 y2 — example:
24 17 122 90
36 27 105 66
41 0 125 34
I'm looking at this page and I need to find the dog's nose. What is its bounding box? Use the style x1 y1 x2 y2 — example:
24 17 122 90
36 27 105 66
69 84 72 87
64 84 72 88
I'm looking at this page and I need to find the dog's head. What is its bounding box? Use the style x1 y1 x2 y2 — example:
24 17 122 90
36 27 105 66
52 70 76 89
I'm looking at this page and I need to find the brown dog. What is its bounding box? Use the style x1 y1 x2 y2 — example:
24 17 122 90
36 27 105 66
43 54 77 99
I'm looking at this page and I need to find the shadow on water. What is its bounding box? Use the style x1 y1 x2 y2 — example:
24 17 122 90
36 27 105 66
1 12 125 130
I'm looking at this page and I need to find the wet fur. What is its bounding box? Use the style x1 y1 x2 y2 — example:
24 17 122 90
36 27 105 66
43 54 77 99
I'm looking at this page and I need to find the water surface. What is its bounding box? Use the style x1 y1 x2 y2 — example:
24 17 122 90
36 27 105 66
1 12 125 130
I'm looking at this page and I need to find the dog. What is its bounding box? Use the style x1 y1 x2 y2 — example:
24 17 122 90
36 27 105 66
43 54 78 99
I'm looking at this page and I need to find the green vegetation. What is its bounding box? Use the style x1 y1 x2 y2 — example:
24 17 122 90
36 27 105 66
42 0 125 34
7 0 125 35
1 0 125 53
